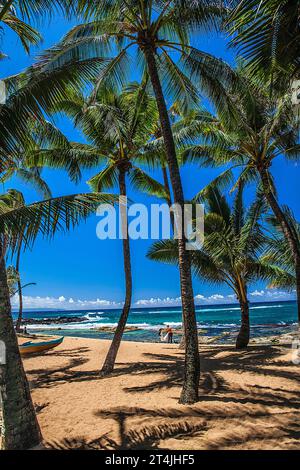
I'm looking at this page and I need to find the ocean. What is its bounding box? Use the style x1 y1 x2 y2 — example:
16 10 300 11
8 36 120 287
13 300 298 343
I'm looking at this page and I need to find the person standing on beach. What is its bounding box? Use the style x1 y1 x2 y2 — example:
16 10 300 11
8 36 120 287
166 325 173 344
158 328 165 342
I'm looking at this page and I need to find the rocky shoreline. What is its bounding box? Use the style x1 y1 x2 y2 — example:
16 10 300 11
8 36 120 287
18 316 140 334
20 316 86 325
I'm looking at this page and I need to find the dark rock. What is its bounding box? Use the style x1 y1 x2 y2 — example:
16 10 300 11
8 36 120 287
19 316 85 325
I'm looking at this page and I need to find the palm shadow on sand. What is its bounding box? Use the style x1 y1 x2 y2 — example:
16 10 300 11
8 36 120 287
43 344 299 450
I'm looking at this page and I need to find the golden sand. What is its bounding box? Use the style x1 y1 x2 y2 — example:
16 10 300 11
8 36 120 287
21 337 300 450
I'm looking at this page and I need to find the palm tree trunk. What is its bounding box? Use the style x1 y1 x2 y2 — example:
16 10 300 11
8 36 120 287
144 47 200 404
259 168 300 322
15 242 23 333
101 168 132 375
162 166 186 349
0 245 41 449
236 300 250 349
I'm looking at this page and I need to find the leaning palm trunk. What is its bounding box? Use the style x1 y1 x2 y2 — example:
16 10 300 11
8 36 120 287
0 247 41 449
236 300 250 349
101 167 132 375
259 168 300 322
144 47 200 404
15 243 23 333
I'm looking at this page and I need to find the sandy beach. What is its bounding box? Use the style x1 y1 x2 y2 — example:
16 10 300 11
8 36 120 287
20 336 300 450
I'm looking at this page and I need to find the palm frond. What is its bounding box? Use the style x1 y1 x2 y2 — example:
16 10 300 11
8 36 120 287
0 192 117 252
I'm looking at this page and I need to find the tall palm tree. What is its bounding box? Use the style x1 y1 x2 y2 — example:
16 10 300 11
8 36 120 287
50 0 234 403
0 190 116 450
228 0 300 88
148 186 294 348
7 252 37 330
0 1 122 449
1 113 106 331
3 190 29 333
2 190 44 332
178 68 300 322
53 81 168 374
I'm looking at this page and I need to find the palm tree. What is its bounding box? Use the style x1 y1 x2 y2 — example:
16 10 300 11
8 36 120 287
228 0 300 88
0 190 116 449
2 190 42 332
0 0 123 449
178 67 300 323
7 253 36 330
1 113 106 332
3 190 29 333
50 0 235 403
54 81 168 374
148 186 295 348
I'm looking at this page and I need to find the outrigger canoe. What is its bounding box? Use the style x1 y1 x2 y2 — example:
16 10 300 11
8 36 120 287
19 336 64 355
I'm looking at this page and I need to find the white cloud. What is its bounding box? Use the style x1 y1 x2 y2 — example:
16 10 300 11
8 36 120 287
135 296 182 307
250 290 265 297
194 294 205 301
11 287 295 311
138 289 296 308
11 295 122 310
249 289 296 301
136 293 231 307
208 294 224 301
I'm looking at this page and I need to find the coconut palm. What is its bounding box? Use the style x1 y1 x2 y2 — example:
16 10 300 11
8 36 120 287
1 113 107 332
0 1 125 450
2 190 43 332
2 190 31 333
53 81 169 374
228 0 300 88
148 186 295 348
41 0 237 404
178 67 300 322
0 189 116 450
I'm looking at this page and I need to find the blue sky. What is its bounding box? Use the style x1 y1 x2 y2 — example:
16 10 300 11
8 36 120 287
2 14 298 310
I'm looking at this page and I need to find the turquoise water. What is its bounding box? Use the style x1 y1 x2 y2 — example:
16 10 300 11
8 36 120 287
14 301 298 343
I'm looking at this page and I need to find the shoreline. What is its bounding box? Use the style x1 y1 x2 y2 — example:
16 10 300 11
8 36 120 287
18 326 299 347
20 336 300 450
14 302 298 345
